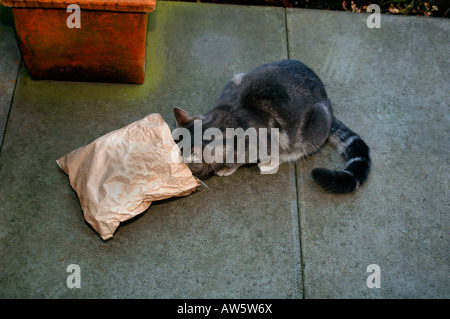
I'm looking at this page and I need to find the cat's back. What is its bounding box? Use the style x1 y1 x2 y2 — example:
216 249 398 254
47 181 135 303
245 59 326 94
236 60 328 111
249 59 315 78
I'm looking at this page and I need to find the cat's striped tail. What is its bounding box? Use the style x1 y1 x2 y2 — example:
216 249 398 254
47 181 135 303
311 117 371 193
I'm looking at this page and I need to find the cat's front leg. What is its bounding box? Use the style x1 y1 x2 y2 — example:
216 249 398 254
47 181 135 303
257 160 280 174
215 165 239 177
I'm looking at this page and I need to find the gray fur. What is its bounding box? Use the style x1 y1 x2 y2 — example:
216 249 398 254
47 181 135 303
173 59 371 193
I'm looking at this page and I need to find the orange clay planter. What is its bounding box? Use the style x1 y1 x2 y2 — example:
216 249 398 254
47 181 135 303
0 0 156 83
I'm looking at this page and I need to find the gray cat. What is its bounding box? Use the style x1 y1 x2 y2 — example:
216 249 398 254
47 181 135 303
173 59 370 193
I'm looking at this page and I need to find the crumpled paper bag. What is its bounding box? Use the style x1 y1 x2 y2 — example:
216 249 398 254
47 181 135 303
57 113 198 240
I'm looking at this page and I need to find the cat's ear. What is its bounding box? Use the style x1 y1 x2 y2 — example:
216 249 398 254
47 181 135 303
174 107 192 127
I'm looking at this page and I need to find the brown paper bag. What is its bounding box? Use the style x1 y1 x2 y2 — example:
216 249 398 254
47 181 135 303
57 113 198 240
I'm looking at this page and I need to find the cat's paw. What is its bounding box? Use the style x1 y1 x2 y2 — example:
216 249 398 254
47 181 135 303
215 166 238 177
258 161 279 174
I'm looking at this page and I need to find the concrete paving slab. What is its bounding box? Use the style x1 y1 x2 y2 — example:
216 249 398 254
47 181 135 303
0 2 302 298
0 7 21 149
287 9 449 298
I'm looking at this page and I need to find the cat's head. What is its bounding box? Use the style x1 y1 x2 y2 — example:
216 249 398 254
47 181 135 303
173 107 221 177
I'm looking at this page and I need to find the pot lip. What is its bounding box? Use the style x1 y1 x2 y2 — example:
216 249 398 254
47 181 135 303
0 0 156 13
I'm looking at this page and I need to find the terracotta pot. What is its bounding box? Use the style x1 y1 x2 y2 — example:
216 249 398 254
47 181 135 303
0 0 156 83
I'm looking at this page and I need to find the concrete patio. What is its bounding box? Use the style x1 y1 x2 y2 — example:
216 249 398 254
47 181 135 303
0 1 448 298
